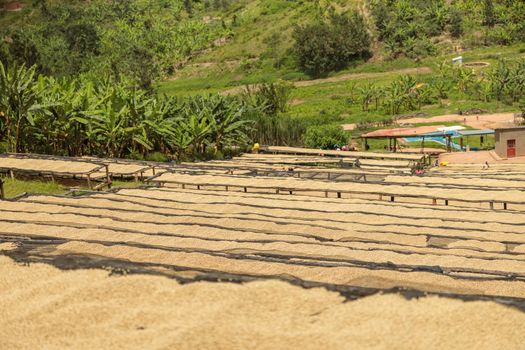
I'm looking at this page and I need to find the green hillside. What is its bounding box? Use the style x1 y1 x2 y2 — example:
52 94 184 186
1 0 524 154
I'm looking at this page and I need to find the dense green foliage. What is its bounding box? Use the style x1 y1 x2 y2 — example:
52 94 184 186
371 0 525 58
303 124 349 149
292 12 371 77
0 0 227 88
349 59 525 118
0 62 253 159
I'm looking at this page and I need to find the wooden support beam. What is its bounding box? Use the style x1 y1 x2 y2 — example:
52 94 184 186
337 192 341 199
0 178 4 200
504 202 508 210
445 200 449 206
325 191 328 198
9 170 14 180
86 174 92 189
244 187 247 193
390 196 395 202
104 165 111 189
432 198 437 205
490 202 494 210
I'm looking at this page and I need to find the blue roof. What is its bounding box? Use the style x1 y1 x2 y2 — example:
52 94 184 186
457 129 495 136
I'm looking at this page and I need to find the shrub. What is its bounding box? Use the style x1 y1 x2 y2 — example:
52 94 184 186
303 124 349 149
292 12 371 78
145 151 169 162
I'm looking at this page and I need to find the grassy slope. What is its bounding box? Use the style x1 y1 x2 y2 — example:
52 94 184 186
157 0 525 130
2 1 524 135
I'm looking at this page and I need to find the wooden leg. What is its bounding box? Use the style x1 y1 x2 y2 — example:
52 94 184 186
9 170 14 180
0 179 4 200
87 174 92 189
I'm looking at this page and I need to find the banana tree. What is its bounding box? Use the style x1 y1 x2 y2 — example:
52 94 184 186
0 62 45 152
181 114 211 156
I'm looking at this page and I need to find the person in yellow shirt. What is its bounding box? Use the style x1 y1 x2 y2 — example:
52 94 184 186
252 143 260 154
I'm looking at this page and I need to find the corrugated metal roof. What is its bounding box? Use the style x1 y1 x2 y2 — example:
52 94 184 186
457 129 495 136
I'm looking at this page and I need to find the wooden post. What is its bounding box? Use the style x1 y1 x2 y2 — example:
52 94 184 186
325 191 328 198
152 166 156 176
225 186 229 191
276 188 280 194
244 187 247 193
432 198 437 205
490 201 494 210
503 202 508 210
86 174 92 189
445 200 449 206
289 190 293 195
197 185 201 190
337 192 341 198
327 173 331 180
105 165 111 189
379 194 383 201
9 170 14 180
390 196 395 202
182 184 186 189
0 178 4 200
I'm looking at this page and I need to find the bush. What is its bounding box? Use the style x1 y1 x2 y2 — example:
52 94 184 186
303 124 349 149
292 12 371 78
145 151 168 162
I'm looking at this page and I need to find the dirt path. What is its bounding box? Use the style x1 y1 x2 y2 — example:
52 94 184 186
399 112 517 129
221 67 433 95
439 151 525 164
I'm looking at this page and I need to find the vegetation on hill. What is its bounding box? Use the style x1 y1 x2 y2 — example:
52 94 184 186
1 0 525 152
0 62 254 160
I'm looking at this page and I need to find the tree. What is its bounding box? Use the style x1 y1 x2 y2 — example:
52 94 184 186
483 0 495 28
303 124 349 149
243 81 293 116
0 62 45 152
448 8 463 38
292 12 371 77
